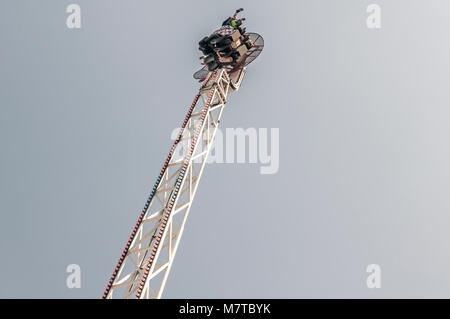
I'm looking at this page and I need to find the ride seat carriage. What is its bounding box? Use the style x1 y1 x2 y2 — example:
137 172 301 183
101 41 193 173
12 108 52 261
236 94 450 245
198 9 253 72
193 8 264 83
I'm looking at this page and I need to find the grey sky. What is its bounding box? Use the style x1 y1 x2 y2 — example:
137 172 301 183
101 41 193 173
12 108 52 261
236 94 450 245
1 0 450 298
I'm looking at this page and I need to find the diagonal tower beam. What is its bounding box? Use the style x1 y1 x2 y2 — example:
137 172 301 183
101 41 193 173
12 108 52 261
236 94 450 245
103 68 241 299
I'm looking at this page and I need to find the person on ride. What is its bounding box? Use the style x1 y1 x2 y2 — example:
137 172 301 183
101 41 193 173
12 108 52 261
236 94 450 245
222 17 244 28
222 8 245 29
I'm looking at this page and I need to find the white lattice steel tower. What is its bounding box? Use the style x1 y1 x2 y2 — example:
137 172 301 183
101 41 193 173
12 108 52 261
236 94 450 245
102 10 263 298
102 69 244 299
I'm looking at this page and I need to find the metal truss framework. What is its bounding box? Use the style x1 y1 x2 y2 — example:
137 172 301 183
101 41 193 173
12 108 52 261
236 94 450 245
103 69 239 299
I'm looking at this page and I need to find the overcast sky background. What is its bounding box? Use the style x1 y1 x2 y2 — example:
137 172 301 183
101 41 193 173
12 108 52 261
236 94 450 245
2 0 450 298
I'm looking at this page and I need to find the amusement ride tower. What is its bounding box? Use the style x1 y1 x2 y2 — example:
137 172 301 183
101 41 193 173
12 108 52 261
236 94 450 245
102 9 263 299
